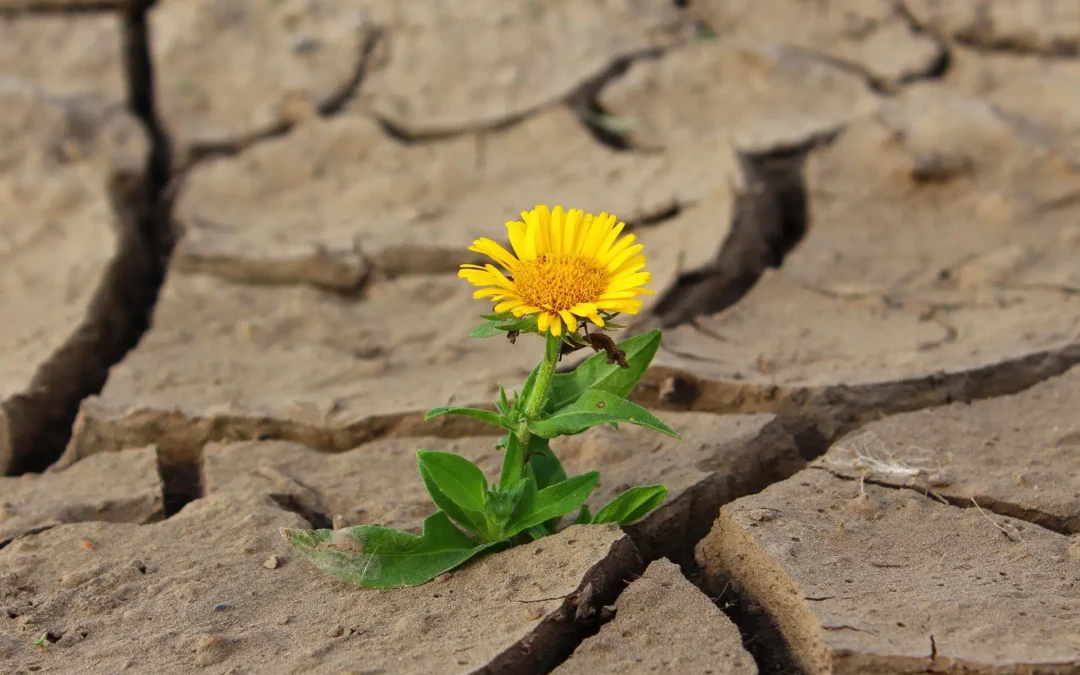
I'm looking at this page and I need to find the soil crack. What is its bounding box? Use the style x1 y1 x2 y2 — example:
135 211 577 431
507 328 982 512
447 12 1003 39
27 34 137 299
812 465 1077 536
645 148 810 329
3 0 176 474
182 23 384 167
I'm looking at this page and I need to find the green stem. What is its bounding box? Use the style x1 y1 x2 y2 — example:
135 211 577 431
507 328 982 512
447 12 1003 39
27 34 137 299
501 332 561 488
522 332 562 423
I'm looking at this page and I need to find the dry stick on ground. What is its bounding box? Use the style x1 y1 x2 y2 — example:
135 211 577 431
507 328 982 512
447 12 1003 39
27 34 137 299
970 497 1021 542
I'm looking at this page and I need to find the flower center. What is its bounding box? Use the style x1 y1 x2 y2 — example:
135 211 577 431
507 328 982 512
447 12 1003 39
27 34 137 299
514 254 609 311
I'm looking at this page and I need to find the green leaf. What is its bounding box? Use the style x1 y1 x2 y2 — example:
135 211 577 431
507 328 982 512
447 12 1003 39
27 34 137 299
528 390 681 440
505 471 600 539
526 438 567 490
417 450 489 511
469 314 539 339
516 362 545 415
424 406 506 429
547 330 661 411
498 434 525 491
469 321 505 339
573 504 592 525
592 485 668 525
497 385 510 415
526 524 552 540
526 438 568 533
283 511 500 588
417 451 493 540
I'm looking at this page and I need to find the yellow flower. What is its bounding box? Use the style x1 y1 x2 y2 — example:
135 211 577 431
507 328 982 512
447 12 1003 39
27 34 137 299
459 205 654 336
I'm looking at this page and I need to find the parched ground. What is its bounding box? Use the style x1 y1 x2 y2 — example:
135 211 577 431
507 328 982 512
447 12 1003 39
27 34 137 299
2 1 1080 673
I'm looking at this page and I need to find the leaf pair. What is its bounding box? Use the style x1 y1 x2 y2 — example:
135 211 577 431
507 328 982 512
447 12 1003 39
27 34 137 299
418 449 598 543
424 331 666 438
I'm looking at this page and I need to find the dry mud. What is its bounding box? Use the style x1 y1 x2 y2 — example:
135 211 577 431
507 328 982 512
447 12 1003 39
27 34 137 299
2 1 1080 674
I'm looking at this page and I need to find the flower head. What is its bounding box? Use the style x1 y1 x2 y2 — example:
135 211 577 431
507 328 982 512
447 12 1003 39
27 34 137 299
459 205 654 336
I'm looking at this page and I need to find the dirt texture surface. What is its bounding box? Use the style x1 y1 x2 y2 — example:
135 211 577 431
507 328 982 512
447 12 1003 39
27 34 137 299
172 105 742 291
817 365 1080 535
698 468 1080 674
0 446 161 546
639 79 1080 424
357 0 686 136
693 0 945 87
0 12 149 474
553 558 757 674
0 497 639 674
5 0 1080 673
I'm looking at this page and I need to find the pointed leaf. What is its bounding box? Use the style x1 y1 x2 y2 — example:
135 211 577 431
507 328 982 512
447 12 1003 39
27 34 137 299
424 406 506 429
505 472 600 539
547 330 661 411
499 434 525 490
497 385 510 415
573 504 592 525
470 315 539 339
526 524 552 540
592 485 668 525
283 511 499 588
469 321 505 339
526 438 568 533
417 452 493 540
417 450 489 511
527 390 681 440
526 438 567 490
516 362 545 415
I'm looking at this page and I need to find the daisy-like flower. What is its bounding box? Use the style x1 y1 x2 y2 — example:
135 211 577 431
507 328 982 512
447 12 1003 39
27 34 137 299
459 205 654 336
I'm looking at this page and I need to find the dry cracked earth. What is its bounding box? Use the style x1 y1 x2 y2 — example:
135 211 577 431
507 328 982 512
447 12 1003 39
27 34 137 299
2 0 1080 673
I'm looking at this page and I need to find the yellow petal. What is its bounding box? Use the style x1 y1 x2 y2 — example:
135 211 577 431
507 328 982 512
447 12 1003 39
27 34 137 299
482 263 516 289
512 304 542 317
474 288 507 299
578 212 611 259
459 269 501 287
598 289 641 300
537 311 551 333
606 243 645 273
595 220 626 259
597 299 644 313
549 313 563 336
469 238 520 271
494 299 526 313
533 205 553 254
612 254 648 276
564 208 582 254
506 220 529 260
600 233 637 266
550 205 565 253
558 309 578 333
569 302 600 317
606 271 651 293
523 215 539 261
587 313 605 327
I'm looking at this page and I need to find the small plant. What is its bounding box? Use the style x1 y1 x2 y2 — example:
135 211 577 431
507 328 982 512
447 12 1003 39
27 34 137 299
283 205 680 588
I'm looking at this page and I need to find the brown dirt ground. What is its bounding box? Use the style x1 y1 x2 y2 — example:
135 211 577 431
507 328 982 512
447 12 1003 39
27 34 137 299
3 1 1080 674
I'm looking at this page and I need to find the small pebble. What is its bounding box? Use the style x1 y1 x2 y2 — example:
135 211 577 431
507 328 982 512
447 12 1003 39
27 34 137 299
79 540 95 551
326 625 344 638
213 603 230 612
263 555 280 570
